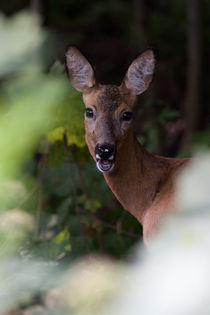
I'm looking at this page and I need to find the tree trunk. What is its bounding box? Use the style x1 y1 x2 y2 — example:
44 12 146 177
30 0 42 16
30 0 49 26
132 0 148 48
182 0 203 147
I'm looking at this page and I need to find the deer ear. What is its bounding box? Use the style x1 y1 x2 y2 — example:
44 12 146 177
122 49 155 95
66 47 96 93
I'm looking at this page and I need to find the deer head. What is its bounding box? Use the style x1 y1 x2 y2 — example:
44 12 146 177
66 47 155 173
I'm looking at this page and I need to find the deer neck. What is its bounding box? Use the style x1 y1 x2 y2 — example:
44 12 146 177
103 134 168 223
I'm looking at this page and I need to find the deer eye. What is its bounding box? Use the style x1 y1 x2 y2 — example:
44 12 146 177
121 111 132 121
85 108 94 118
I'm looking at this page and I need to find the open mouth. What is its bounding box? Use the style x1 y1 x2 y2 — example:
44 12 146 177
96 155 114 173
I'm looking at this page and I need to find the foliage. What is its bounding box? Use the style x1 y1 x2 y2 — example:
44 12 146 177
0 11 140 313
0 11 44 76
0 2 209 314
47 64 86 148
5 153 210 315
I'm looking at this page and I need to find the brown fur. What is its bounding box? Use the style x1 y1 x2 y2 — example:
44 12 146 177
66 47 190 246
98 85 122 111
83 85 190 245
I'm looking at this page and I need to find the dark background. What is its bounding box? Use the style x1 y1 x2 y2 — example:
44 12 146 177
0 0 209 259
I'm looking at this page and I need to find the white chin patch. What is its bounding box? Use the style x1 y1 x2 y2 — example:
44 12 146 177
96 159 114 173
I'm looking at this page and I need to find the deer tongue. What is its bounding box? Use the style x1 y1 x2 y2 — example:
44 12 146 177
97 159 114 172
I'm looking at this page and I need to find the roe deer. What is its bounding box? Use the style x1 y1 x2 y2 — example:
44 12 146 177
65 47 190 245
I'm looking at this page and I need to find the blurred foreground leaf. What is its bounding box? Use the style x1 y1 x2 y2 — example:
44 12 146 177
0 73 69 181
45 256 123 315
0 259 57 314
0 209 34 257
0 11 45 76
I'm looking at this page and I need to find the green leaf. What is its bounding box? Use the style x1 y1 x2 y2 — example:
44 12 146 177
47 84 86 148
85 199 101 213
53 228 70 245
0 11 45 76
158 107 180 125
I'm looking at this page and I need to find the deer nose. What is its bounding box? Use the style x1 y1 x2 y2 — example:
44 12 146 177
95 144 115 160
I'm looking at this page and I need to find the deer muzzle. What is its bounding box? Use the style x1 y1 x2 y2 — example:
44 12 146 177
95 144 115 173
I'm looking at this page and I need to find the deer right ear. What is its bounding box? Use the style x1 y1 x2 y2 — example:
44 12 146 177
65 47 96 93
122 49 155 95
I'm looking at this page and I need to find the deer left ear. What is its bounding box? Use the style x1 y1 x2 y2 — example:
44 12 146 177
122 49 155 95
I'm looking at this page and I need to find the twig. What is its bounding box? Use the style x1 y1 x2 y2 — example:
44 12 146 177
96 218 140 239
116 211 126 235
78 206 140 239
116 211 127 246
74 160 89 200
35 142 49 238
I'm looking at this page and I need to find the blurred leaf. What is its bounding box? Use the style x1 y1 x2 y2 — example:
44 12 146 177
0 180 28 211
78 195 101 212
158 106 180 125
0 73 69 181
0 11 45 76
53 228 70 245
145 127 159 152
49 228 72 259
57 257 122 315
0 259 57 314
137 135 146 146
0 209 34 257
50 60 66 75
85 199 101 213
47 127 66 143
